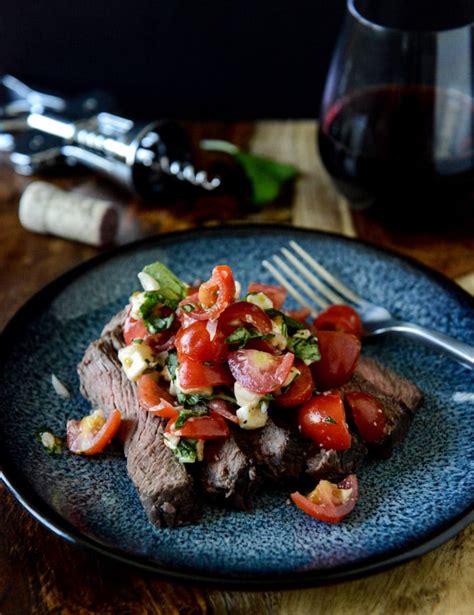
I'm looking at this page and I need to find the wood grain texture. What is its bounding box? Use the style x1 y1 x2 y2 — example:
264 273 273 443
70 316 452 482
0 121 472 615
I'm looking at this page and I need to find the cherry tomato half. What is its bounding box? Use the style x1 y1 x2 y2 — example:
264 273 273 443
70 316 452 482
286 307 311 324
67 408 122 455
166 411 230 440
345 391 386 443
218 301 273 337
314 304 363 338
227 349 294 394
123 307 177 353
291 475 359 523
247 283 286 308
298 391 351 450
310 330 361 390
275 360 314 408
178 356 234 390
188 265 236 321
175 320 228 363
137 374 177 418
208 398 239 424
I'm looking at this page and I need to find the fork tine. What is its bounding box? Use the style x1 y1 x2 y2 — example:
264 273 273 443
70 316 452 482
262 260 321 316
289 240 366 306
280 247 344 305
271 255 330 310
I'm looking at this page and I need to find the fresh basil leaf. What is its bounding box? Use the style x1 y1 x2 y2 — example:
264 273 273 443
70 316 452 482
144 313 175 335
265 309 305 332
174 439 198 463
287 334 320 363
323 416 337 424
174 407 209 429
200 139 298 205
182 303 196 313
225 326 274 349
166 351 179 381
142 261 188 303
178 392 211 406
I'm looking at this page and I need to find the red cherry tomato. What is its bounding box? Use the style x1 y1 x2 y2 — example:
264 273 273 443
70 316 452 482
227 349 294 394
137 374 176 418
244 338 278 354
178 356 234 390
123 316 148 345
166 411 230 440
345 391 386 443
275 360 314 408
67 408 122 455
208 398 239 424
123 307 177 353
291 475 359 523
298 391 351 450
314 304 363 338
218 301 273 337
310 331 361 390
286 307 311 324
187 265 236 321
175 321 228 363
247 283 286 308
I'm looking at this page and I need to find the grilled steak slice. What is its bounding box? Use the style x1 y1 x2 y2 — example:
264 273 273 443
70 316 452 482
198 434 258 509
343 356 424 458
305 433 367 482
235 418 306 482
355 356 423 411
78 312 201 527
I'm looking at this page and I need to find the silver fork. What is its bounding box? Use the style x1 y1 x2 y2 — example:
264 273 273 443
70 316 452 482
263 240 474 370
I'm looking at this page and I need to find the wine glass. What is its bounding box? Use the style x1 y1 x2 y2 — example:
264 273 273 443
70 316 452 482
318 0 474 216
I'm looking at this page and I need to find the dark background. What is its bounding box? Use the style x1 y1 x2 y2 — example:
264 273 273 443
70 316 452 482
0 0 346 119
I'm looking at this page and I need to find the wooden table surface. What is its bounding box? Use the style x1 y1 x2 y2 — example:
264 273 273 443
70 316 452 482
1 121 473 615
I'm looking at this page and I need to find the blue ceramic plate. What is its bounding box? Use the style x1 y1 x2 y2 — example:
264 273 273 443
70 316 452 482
1 225 473 589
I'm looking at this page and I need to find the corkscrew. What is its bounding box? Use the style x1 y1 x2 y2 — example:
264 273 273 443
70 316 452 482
0 75 221 196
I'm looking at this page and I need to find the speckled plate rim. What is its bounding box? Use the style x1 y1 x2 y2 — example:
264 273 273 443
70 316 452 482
1 224 473 591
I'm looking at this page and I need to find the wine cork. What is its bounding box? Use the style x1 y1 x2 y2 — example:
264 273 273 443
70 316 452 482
19 181 118 246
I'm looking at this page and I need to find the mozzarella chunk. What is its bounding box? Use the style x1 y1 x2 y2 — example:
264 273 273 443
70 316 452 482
129 291 148 319
246 292 274 310
138 271 161 291
234 280 241 300
163 432 180 450
196 440 205 461
234 382 264 407
118 342 154 381
269 317 287 351
237 401 269 430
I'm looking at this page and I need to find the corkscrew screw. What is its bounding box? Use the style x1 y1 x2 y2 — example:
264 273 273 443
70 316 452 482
0 75 221 196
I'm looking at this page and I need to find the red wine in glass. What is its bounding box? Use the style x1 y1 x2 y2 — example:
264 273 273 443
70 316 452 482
319 1 474 215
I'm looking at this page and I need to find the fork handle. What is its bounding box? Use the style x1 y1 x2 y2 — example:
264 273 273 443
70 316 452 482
376 320 474 369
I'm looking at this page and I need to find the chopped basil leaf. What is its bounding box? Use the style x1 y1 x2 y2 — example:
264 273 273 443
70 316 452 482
180 392 212 406
287 334 320 363
174 439 198 463
323 416 337 424
182 303 196 313
202 361 214 367
262 393 274 402
142 261 188 303
266 309 305 332
166 351 179 381
132 338 143 344
225 326 274 349
174 407 209 428
144 312 175 335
